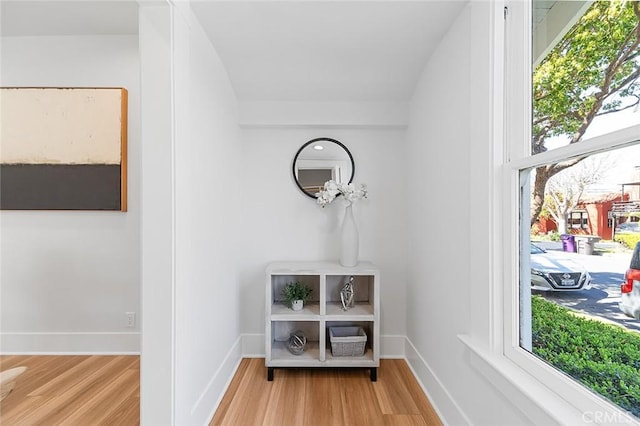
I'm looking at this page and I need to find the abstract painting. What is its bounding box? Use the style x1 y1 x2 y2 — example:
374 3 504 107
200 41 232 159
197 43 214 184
0 87 128 211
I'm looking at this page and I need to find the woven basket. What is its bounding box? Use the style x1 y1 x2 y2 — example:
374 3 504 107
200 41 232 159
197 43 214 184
329 326 367 357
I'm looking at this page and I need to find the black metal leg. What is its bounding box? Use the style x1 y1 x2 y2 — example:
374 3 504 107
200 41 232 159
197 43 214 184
267 367 274 381
370 367 377 382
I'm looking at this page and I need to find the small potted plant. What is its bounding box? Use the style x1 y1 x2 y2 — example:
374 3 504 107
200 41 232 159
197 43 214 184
281 281 313 311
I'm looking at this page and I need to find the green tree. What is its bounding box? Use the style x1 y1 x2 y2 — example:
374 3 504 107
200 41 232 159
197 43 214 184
531 0 640 225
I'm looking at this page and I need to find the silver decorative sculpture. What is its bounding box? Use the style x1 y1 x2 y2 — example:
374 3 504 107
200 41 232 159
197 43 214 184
340 276 355 310
287 330 307 355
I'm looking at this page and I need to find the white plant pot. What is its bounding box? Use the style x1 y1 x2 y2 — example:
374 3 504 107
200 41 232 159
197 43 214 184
291 300 304 311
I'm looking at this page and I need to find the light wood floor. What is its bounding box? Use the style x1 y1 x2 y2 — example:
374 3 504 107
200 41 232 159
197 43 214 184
1 356 441 426
211 358 442 426
0 355 140 425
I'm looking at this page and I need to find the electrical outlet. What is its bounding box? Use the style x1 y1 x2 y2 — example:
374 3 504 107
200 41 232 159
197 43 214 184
126 312 136 328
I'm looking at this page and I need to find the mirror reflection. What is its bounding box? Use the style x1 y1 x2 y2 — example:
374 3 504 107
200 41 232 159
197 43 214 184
292 138 354 198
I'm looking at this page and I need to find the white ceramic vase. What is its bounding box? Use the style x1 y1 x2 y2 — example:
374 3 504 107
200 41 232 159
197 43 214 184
340 203 359 267
291 300 304 311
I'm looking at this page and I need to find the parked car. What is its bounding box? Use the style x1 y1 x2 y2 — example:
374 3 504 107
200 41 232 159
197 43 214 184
615 221 640 234
530 243 592 291
620 242 640 320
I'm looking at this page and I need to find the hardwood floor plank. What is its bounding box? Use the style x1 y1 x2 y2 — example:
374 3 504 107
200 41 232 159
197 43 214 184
5 356 83 400
303 369 346 426
0 356 85 423
265 368 308 426
62 368 139 424
28 355 111 396
16 356 135 424
2 356 439 426
107 393 140 425
0 355 140 425
393 360 443 425
374 360 421 415
340 370 385 426
210 358 272 426
211 359 442 426
209 356 251 422
0 394 46 424
383 414 430 425
261 368 289 426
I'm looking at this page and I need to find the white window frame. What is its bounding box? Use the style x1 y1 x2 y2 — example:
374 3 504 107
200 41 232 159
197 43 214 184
500 0 640 423
569 211 589 230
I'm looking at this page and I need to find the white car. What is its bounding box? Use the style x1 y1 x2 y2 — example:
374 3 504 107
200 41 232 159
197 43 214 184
620 242 640 320
616 221 640 234
530 243 592 291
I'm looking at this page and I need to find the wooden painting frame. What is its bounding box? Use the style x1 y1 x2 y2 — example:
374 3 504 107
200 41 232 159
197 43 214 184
0 87 128 211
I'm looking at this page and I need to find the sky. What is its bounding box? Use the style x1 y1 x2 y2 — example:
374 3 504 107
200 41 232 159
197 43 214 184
544 104 640 194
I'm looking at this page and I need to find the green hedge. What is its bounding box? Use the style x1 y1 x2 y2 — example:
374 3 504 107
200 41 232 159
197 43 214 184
615 233 640 250
532 296 640 417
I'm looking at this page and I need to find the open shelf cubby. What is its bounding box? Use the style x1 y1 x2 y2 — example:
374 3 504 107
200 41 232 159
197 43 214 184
265 261 379 381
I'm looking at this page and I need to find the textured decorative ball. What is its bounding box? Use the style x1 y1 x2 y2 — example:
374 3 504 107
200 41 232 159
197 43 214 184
287 330 307 355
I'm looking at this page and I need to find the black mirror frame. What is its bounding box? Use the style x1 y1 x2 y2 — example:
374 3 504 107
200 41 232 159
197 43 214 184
292 137 355 199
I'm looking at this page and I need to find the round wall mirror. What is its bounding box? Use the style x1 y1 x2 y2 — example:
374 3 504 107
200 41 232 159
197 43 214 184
292 137 355 198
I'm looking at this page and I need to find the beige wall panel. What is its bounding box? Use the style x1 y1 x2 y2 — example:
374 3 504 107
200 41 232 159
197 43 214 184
0 88 123 165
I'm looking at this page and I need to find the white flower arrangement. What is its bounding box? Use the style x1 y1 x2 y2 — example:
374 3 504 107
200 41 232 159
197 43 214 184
315 180 368 207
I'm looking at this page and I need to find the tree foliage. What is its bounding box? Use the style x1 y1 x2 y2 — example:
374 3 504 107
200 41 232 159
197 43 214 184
544 154 612 234
531 0 640 225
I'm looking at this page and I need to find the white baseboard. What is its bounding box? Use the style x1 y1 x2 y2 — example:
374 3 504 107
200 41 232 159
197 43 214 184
0 332 140 354
197 336 243 425
404 337 470 426
241 333 406 359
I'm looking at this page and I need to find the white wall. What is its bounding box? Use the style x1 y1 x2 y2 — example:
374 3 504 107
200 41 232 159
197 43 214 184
238 123 408 352
0 35 140 353
172 5 242 425
139 4 175 424
406 3 534 425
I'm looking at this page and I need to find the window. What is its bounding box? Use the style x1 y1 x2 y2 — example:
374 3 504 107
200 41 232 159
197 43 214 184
519 144 640 420
569 211 588 230
505 0 640 421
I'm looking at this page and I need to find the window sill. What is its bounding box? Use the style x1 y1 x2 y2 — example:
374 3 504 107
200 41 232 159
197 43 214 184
458 335 639 426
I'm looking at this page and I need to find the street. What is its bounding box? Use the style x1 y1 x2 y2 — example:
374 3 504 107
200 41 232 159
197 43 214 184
533 241 640 333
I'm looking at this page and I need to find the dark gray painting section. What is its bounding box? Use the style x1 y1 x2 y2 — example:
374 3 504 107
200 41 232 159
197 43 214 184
1 164 121 210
